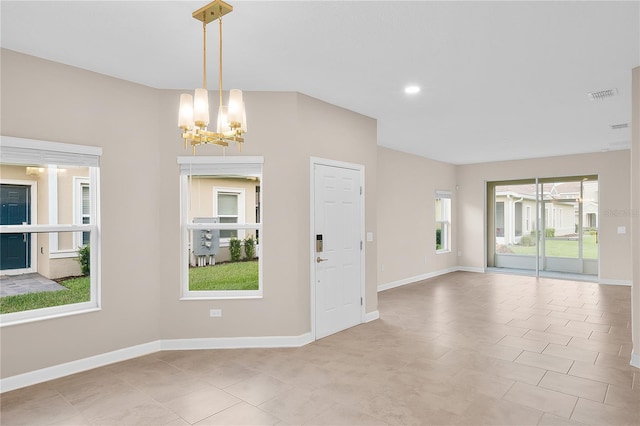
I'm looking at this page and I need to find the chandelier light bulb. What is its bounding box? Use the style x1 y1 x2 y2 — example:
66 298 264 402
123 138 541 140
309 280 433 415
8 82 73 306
217 105 230 134
193 88 210 126
178 94 194 128
227 89 244 124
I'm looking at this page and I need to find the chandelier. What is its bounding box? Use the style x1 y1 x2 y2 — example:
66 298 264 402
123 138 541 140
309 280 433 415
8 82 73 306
178 0 247 154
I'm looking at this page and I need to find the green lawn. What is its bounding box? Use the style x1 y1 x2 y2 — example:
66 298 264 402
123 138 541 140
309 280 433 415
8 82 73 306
0 276 90 314
508 234 598 259
189 260 259 291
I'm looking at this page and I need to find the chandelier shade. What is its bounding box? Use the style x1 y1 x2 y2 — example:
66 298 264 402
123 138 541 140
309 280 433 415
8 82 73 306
178 0 246 153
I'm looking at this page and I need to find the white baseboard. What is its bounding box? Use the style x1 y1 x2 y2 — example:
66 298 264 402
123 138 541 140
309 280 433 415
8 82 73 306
1 333 315 393
364 310 379 322
631 350 640 369
0 341 161 393
378 266 482 292
456 266 485 273
599 279 632 286
160 333 313 351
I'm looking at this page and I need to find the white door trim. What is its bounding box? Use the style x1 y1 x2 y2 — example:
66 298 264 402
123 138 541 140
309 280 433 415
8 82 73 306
309 157 365 341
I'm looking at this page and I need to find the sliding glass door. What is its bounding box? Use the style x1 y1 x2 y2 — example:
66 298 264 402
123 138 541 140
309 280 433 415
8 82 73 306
488 176 598 277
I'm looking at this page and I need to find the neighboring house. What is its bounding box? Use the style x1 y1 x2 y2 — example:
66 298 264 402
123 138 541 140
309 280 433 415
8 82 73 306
495 180 599 246
0 164 89 279
187 176 260 264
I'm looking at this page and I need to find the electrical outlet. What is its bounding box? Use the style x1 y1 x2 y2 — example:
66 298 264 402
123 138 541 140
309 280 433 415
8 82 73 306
209 309 222 317
381 264 385 272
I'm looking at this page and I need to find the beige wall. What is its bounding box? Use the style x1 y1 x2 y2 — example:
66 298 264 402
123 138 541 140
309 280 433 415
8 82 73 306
1 49 164 378
457 150 632 283
377 147 458 287
156 90 378 340
0 48 379 379
631 66 639 365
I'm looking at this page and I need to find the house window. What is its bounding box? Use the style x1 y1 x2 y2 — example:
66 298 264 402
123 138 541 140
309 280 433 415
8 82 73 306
514 202 523 237
75 178 91 248
435 191 451 253
214 188 245 244
545 207 550 228
495 202 505 238
558 208 563 229
525 206 531 232
178 156 263 299
0 136 101 326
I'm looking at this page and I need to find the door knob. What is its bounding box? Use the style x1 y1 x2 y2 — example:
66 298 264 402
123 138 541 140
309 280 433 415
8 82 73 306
316 256 328 263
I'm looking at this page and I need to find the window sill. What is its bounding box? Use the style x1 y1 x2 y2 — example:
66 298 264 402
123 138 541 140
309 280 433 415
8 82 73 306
0 306 101 328
181 291 263 300
436 250 451 255
49 250 79 259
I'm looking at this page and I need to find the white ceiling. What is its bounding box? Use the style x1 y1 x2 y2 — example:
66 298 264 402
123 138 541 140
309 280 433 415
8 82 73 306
2 1 639 164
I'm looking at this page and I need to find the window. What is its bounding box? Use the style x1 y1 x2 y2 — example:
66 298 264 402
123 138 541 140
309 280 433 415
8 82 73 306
525 206 531 232
514 202 523 237
435 191 451 253
214 187 245 244
75 178 91 248
495 202 505 238
558 208 563 228
178 156 263 299
0 136 101 326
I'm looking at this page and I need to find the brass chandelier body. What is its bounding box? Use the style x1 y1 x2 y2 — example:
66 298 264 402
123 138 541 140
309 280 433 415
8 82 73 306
178 0 246 154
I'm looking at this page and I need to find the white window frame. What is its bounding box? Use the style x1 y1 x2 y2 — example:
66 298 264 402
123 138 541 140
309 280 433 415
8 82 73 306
213 187 246 246
178 156 263 300
0 136 101 327
435 190 452 254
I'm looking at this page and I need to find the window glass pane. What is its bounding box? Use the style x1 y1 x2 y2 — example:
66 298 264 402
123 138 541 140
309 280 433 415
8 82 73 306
435 194 450 252
179 158 263 297
82 185 90 215
0 231 91 315
0 138 100 323
218 193 238 215
495 202 504 238
515 203 523 236
0 165 91 227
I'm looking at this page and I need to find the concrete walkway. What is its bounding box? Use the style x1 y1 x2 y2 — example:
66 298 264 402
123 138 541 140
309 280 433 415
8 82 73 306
0 273 67 297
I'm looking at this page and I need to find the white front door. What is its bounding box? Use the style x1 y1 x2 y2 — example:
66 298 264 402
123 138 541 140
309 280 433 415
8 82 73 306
314 163 362 339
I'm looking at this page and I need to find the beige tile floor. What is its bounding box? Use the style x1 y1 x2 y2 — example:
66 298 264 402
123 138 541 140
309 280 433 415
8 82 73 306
1 272 639 425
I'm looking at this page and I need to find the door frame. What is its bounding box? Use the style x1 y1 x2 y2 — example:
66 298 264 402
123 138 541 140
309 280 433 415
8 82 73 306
309 157 365 341
1 179 38 275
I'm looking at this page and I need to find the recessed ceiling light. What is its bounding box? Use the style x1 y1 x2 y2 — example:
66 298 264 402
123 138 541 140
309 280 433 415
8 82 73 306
404 85 420 95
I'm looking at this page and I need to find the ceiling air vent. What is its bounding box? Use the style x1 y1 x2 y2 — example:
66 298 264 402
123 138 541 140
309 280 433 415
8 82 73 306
587 88 617 100
610 123 629 130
